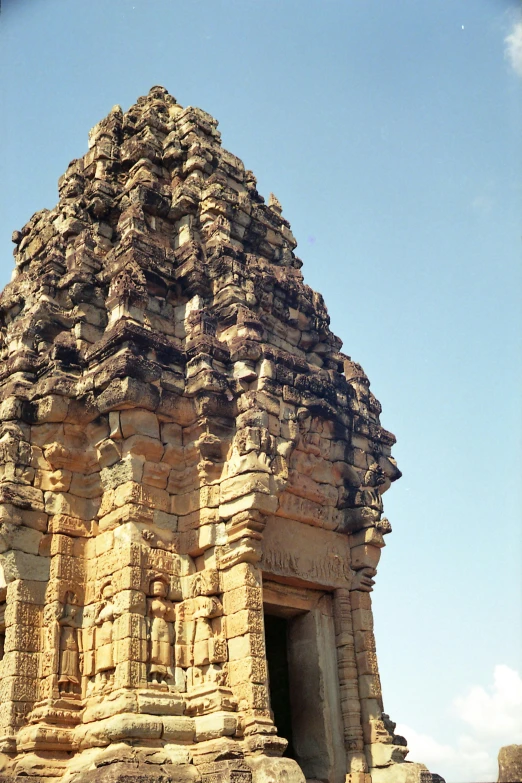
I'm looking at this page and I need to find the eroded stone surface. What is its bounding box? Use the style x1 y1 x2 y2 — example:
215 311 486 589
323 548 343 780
498 744 522 782
0 86 437 782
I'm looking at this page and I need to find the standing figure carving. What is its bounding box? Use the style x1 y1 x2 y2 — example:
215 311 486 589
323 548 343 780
147 578 175 685
94 582 117 691
58 592 82 696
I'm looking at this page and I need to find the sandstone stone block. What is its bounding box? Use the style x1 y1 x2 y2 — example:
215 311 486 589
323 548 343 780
120 409 160 439
114 613 146 641
19 508 48 532
153 508 178 531
101 457 145 490
219 491 278 520
76 713 163 748
370 762 433 783
83 691 138 724
194 712 237 742
358 674 382 699
276 491 337 530
4 601 41 627
287 472 338 506
114 660 148 689
0 396 23 421
0 483 44 512
1 651 39 678
0 525 43 556
4 624 41 652
31 395 69 423
97 438 122 468
351 544 381 571
223 586 262 615
162 715 195 741
227 633 265 660
113 589 146 615
122 434 164 462
220 473 271 504
232 682 269 712
48 514 91 537
357 650 379 676
350 591 372 610
183 523 227 556
0 551 50 582
198 758 252 782
137 691 184 716
44 491 99 521
171 485 220 516
70 762 201 783
0 700 32 730
16 723 75 752
351 608 374 632
360 698 382 723
354 629 377 652
225 609 263 639
157 390 195 425
97 378 160 414
244 756 306 783
221 563 261 592
114 481 169 512
69 471 102 499
228 656 267 685
0 675 38 702
34 469 72 492
350 526 386 548
142 460 170 488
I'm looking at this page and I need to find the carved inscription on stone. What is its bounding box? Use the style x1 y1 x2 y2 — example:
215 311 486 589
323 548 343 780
260 516 352 588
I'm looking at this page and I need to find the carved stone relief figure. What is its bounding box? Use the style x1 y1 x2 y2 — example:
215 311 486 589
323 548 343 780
42 601 63 699
146 578 175 686
58 592 82 697
94 582 117 692
191 596 226 687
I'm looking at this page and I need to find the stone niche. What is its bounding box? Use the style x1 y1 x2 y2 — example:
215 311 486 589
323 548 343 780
0 87 442 783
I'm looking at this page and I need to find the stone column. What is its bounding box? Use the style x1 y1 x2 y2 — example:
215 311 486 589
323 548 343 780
220 562 279 753
333 587 370 783
0 580 45 755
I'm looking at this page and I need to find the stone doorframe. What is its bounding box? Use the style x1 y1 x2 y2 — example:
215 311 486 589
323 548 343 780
262 578 347 783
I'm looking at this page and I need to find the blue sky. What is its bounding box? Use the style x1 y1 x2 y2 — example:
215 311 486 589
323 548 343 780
1 1 521 780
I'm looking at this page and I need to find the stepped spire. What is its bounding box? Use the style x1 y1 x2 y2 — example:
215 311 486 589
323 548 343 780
0 88 439 783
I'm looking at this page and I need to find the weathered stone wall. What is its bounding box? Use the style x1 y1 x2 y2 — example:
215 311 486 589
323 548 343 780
0 87 439 782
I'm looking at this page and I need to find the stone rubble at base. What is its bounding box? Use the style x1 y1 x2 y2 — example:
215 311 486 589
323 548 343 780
497 744 522 782
0 87 444 783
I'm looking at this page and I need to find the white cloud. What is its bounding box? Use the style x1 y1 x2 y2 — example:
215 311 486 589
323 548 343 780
394 724 455 764
396 723 494 783
394 666 522 783
504 20 522 77
454 664 522 739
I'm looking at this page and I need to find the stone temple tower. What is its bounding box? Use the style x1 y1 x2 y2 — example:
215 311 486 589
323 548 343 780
0 87 439 783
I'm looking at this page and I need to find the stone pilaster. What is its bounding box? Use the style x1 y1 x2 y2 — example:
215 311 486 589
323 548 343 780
333 588 370 783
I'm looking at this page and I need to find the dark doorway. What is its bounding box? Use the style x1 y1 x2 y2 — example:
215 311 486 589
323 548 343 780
263 614 295 759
